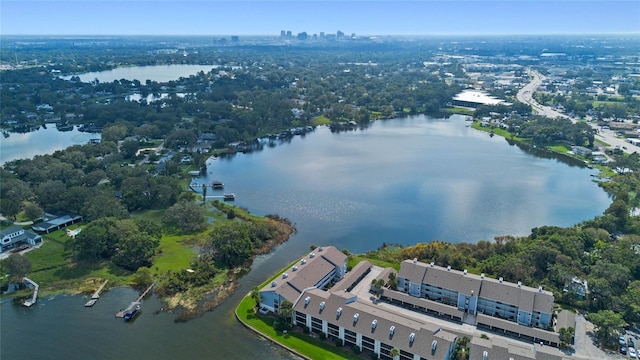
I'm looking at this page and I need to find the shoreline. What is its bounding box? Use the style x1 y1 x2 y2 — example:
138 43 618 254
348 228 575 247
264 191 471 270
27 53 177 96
235 292 312 360
1 211 298 323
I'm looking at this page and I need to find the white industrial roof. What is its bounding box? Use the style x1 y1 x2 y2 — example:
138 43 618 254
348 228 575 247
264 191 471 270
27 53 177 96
452 90 505 106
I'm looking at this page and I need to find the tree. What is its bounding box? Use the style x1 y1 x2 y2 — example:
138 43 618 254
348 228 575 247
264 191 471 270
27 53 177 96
2 254 32 282
23 203 43 222
73 217 119 261
390 347 400 360
588 310 627 348
121 139 140 159
36 180 66 209
452 336 470 360
132 266 154 288
622 280 640 322
121 176 154 211
81 193 129 221
101 124 129 142
163 200 207 233
279 299 294 322
0 171 33 218
206 222 253 267
134 218 162 241
113 232 159 271
371 278 385 297
250 287 262 307
387 271 398 290
558 327 575 349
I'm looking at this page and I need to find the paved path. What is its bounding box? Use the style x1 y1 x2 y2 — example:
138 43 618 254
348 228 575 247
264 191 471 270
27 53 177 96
0 215 33 226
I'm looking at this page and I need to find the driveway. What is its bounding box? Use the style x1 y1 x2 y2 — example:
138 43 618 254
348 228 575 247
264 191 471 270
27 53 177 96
573 313 625 360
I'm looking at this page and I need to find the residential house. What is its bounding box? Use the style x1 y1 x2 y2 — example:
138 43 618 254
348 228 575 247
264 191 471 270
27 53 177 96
1 226 42 253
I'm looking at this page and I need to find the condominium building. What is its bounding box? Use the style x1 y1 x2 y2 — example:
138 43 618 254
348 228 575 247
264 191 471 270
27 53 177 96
259 246 347 313
260 249 569 359
395 259 559 346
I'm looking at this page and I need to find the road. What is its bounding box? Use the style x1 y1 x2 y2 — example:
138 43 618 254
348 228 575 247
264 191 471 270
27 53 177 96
517 69 640 155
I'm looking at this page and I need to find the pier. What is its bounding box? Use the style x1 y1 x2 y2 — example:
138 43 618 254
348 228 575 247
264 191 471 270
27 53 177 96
115 282 155 319
85 280 108 307
22 277 39 307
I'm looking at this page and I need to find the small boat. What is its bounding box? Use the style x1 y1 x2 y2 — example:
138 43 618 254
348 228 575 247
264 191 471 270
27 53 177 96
223 193 235 201
123 302 141 320
212 181 224 189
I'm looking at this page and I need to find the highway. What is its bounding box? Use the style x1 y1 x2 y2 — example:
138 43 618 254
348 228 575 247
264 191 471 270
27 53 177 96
517 69 640 155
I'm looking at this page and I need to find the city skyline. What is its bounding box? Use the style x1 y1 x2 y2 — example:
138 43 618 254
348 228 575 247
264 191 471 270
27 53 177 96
2 1 639 36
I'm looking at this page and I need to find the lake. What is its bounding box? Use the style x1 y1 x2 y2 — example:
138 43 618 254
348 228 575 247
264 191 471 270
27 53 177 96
0 114 611 359
0 126 100 165
62 64 220 83
197 114 610 254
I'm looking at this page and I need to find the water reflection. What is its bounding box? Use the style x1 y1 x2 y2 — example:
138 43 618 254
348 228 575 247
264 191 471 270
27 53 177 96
195 114 609 252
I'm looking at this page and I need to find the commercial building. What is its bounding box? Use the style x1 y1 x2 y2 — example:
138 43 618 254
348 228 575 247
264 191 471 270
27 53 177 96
451 90 506 108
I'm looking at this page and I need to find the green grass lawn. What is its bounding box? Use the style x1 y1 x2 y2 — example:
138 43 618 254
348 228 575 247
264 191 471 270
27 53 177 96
236 295 361 360
153 234 199 274
442 107 474 115
471 122 525 140
313 115 332 126
548 145 570 154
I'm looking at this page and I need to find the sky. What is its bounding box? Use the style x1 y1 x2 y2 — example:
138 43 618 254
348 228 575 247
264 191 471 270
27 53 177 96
2 1 639 36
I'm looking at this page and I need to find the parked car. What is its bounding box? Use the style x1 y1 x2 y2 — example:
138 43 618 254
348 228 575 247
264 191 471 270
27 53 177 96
629 347 636 358
621 346 628 355
630 338 636 348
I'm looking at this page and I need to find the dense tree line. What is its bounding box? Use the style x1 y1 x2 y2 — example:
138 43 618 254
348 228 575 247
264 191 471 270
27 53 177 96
74 217 161 270
1 140 183 220
2 44 462 149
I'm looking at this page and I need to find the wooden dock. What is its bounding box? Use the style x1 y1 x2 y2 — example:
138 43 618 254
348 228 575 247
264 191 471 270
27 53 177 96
85 280 108 307
23 277 39 307
135 281 155 302
92 280 109 299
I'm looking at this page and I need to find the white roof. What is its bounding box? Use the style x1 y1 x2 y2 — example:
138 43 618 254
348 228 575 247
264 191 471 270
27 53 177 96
453 90 505 106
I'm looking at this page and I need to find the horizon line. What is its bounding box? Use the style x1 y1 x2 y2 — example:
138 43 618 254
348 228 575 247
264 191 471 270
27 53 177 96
3 32 640 37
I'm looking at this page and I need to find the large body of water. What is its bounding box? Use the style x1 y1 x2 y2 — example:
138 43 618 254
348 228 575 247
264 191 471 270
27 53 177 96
63 64 219 83
198 115 609 254
0 126 100 165
1 114 610 359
